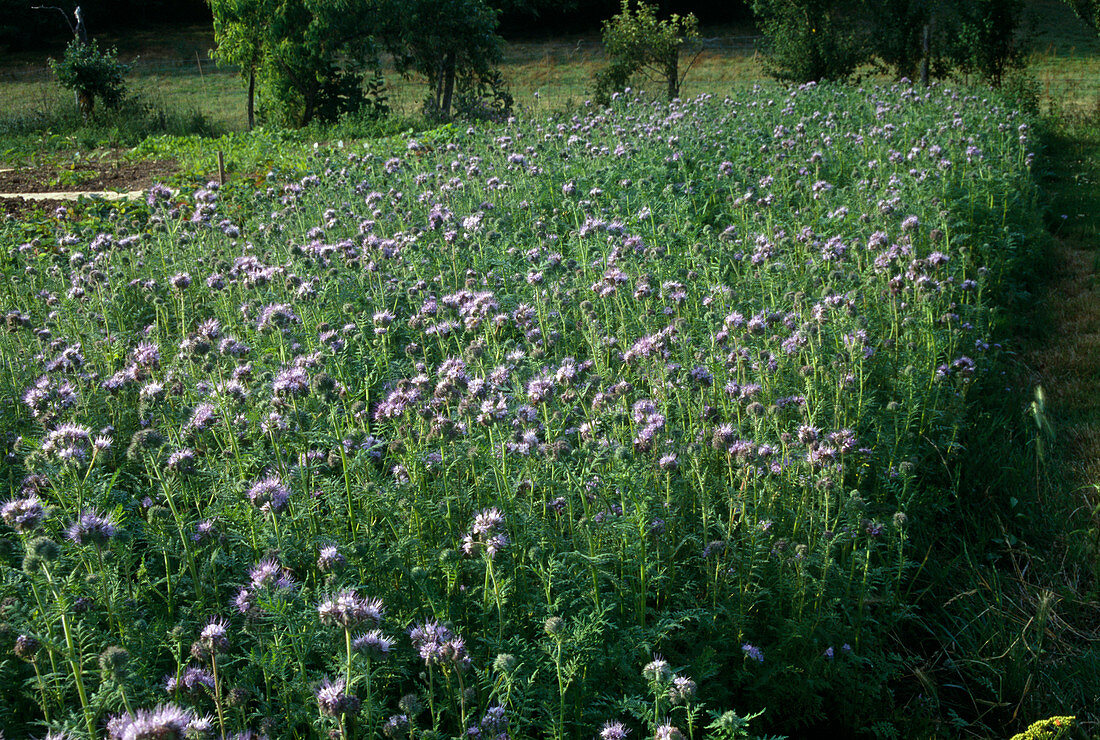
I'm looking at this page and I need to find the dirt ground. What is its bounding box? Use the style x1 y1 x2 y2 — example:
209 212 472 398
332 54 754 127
0 156 177 193
0 155 177 219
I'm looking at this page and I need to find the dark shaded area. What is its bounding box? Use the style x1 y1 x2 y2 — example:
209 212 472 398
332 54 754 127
0 0 212 51
499 0 753 36
0 1 754 52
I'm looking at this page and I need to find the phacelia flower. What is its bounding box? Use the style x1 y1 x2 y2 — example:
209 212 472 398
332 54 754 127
317 676 360 717
317 590 384 629
246 475 290 514
67 508 118 546
1 495 47 532
600 721 630 740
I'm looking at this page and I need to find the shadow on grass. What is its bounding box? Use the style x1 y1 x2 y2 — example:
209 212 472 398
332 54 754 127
885 111 1100 738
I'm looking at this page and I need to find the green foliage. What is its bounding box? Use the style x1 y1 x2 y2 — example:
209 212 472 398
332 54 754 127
948 0 1028 85
593 0 699 105
1065 0 1100 31
1008 716 1075 740
0 94 217 155
209 0 268 74
392 0 506 121
751 0 869 83
0 83 1086 738
864 0 966 81
447 68 512 123
754 0 1028 86
257 0 384 127
209 0 270 128
209 0 385 128
48 39 130 119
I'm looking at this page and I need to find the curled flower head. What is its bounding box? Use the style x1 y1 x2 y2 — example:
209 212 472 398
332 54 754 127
352 629 395 660
166 448 197 475
317 590 384 629
106 702 194 740
479 705 509 736
741 643 764 663
600 721 630 740
642 657 672 685
317 676 360 717
67 508 118 546
256 303 301 332
272 366 310 396
654 724 684 740
40 423 92 464
317 544 346 572
192 518 217 544
383 714 410 740
463 507 509 559
14 634 41 661
199 617 230 653
1 495 48 533
668 675 696 704
409 619 468 668
246 475 290 514
249 559 294 591
472 507 505 535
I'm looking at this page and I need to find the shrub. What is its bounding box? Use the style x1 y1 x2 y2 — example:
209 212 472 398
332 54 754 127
393 0 506 122
452 68 514 122
946 0 1028 86
48 39 129 119
593 0 699 105
751 0 869 83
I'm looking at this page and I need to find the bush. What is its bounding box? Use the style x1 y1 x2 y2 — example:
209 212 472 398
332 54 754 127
48 39 129 120
751 0 870 83
947 0 1028 86
593 0 699 105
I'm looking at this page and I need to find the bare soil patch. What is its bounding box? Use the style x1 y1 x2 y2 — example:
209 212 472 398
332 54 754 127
0 156 177 194
0 155 178 220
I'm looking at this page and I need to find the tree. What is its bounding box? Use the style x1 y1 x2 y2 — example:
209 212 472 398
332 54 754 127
392 0 504 120
1065 0 1100 30
593 0 700 105
49 38 129 119
751 0 870 83
208 0 271 129
209 0 384 127
946 0 1027 86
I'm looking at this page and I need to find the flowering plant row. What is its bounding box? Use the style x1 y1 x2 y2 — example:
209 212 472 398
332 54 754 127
0 81 1039 738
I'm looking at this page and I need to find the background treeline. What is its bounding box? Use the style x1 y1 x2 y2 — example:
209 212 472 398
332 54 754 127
0 0 755 52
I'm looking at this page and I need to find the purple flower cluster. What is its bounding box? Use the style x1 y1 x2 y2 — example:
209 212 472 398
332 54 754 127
317 589 384 629
317 676 360 717
409 620 470 668
246 475 290 514
462 507 509 558
106 703 195 740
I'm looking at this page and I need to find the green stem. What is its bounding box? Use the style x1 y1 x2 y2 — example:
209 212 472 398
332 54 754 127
32 659 51 722
44 565 95 738
212 656 228 739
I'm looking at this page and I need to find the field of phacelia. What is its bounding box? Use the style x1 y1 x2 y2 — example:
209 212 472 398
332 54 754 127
0 82 1040 739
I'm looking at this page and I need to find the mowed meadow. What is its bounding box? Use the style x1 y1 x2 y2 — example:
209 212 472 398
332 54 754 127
3 76 1081 740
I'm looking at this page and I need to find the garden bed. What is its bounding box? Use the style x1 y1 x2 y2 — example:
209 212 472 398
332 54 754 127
0 83 1045 739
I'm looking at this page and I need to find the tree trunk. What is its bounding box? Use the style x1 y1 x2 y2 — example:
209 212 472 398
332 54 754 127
920 22 930 86
77 90 94 121
666 51 679 100
75 6 89 115
434 64 445 112
441 51 456 119
247 67 256 130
